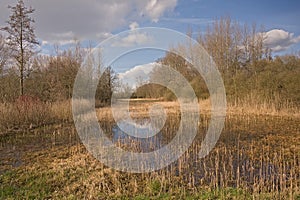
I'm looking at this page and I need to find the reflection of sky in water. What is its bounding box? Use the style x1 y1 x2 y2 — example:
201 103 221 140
111 121 163 152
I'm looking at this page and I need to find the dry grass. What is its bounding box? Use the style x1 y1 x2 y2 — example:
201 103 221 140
227 93 300 117
1 112 299 199
96 98 300 121
1 96 297 134
50 100 73 123
0 100 73 134
0 98 299 199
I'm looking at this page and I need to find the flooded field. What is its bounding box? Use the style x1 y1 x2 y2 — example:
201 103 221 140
0 103 299 199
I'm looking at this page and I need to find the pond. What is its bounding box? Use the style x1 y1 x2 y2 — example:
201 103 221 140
111 120 164 152
0 114 299 191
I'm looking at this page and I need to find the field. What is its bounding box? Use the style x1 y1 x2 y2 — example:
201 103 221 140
0 100 299 199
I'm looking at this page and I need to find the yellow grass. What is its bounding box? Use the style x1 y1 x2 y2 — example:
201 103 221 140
0 98 300 199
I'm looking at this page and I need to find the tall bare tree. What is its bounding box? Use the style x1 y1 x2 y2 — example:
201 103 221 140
1 0 39 96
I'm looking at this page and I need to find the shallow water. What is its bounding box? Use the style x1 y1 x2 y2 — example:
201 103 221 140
0 124 80 174
0 114 299 189
111 120 164 152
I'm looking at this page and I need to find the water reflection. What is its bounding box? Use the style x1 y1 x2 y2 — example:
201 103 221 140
111 120 163 152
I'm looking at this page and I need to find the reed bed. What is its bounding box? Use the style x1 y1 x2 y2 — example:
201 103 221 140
0 100 299 199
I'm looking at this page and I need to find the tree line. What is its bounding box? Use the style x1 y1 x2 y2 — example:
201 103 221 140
0 0 116 105
135 17 300 107
1 1 299 107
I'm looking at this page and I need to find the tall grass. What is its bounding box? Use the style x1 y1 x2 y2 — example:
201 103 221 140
227 92 300 116
0 99 299 199
1 112 299 199
0 100 73 133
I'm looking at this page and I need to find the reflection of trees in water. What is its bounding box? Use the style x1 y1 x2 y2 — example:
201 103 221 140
111 120 164 153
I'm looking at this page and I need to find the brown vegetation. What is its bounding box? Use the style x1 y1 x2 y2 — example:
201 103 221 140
0 1 299 198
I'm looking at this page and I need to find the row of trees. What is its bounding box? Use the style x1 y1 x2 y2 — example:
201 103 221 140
1 1 299 106
0 39 116 103
135 17 300 106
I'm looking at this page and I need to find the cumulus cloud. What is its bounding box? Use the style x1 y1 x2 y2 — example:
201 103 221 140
119 32 152 47
143 0 177 22
0 0 177 45
112 22 153 47
118 62 160 88
264 29 300 52
129 22 139 30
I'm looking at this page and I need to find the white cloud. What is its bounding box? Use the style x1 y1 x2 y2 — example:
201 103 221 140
112 23 153 47
118 62 160 88
43 31 78 45
143 0 177 22
117 32 152 47
129 22 139 30
0 0 178 45
264 29 300 52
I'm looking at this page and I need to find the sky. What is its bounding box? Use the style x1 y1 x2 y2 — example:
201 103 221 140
1 0 300 86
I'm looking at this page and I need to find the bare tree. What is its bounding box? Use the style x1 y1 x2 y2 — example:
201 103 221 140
1 0 39 96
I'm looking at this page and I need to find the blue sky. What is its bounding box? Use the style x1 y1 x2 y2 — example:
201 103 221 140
140 1 300 33
1 0 300 77
145 0 300 54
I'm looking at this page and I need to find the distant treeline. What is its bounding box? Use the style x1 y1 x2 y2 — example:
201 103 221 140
0 42 116 104
0 17 299 107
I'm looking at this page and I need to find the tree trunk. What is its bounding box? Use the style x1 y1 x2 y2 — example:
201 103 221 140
20 64 24 96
